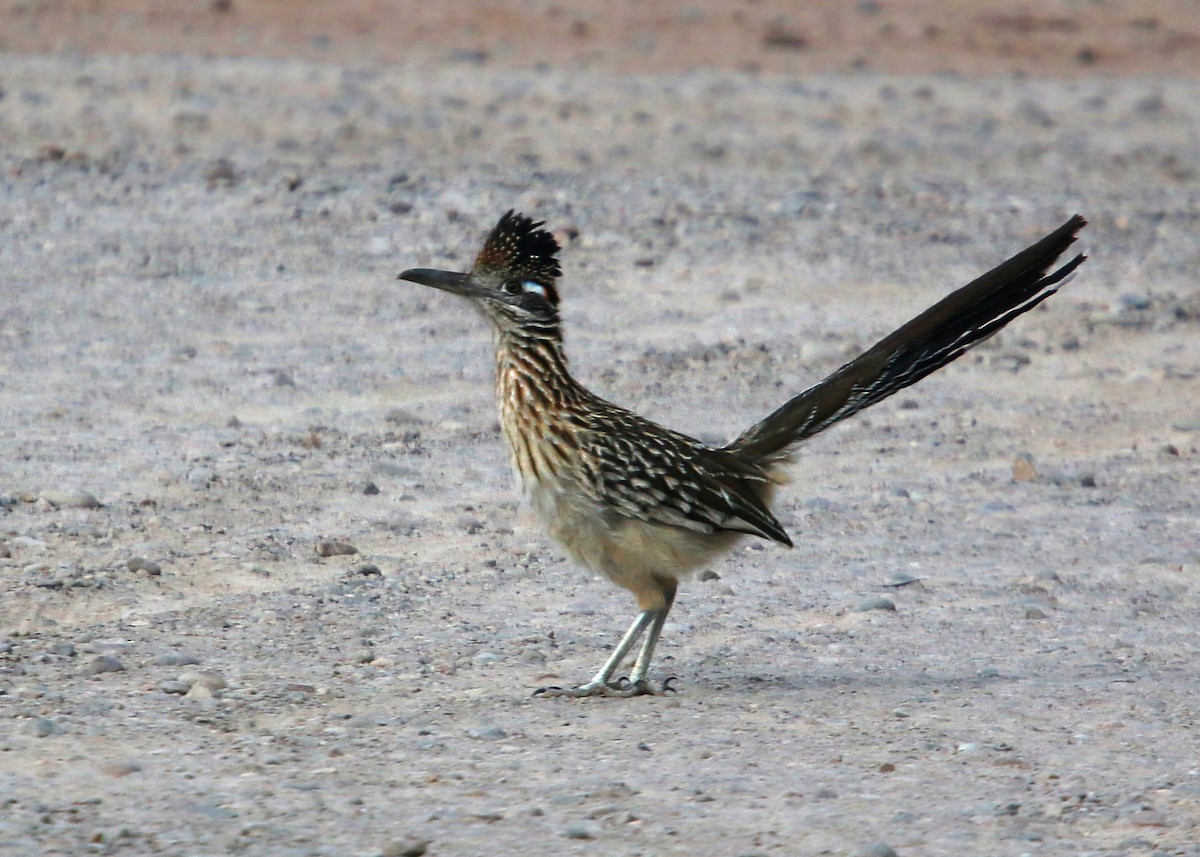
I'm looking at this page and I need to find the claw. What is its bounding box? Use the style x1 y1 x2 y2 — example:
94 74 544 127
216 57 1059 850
661 676 679 694
532 677 669 698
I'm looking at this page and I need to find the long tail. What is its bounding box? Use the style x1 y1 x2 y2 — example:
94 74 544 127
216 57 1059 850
725 215 1087 464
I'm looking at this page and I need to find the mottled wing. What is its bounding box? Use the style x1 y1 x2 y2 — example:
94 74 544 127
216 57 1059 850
576 406 793 547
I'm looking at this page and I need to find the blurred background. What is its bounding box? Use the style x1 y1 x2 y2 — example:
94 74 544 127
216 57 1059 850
5 0 1200 76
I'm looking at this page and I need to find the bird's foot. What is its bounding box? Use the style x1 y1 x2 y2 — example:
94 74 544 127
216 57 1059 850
533 676 678 698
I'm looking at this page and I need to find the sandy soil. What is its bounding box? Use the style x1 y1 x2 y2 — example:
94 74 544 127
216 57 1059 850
2 4 1200 856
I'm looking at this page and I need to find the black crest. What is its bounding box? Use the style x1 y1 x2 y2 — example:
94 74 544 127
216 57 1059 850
474 210 562 286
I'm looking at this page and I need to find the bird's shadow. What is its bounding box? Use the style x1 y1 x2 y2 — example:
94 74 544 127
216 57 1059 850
680 664 1020 697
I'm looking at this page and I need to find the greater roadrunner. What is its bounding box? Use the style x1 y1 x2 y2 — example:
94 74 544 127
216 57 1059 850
399 211 1086 697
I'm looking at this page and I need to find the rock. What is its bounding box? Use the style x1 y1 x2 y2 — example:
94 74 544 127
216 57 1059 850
854 596 896 613
99 761 142 777
316 540 358 557
154 652 201 666
205 158 238 187
185 682 215 699
23 717 61 738
40 488 101 509
381 839 429 857
126 557 162 575
1119 293 1152 311
466 724 508 741
187 467 216 488
1012 453 1039 482
84 655 125 676
851 845 898 857
179 670 227 691
384 408 424 425
1129 808 1169 827
564 823 598 840
159 680 190 695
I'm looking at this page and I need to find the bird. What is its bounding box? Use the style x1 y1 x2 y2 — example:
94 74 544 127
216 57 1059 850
398 210 1087 697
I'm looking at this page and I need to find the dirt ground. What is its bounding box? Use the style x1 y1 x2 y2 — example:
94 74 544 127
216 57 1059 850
2 2 1200 855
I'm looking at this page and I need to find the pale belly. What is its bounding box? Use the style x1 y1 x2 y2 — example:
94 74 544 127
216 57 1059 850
522 475 743 611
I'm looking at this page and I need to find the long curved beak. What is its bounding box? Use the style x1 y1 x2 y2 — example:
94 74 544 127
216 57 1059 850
398 268 479 297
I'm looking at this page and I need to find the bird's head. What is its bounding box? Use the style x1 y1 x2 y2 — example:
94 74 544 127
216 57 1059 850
399 210 562 335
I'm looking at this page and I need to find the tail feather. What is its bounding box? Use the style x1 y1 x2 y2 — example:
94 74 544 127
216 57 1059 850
725 215 1087 464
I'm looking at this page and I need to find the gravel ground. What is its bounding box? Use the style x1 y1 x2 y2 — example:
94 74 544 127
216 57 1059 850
2 42 1200 857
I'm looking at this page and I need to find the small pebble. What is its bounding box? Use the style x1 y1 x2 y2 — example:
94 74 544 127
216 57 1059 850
126 557 162 575
84 654 125 676
1012 453 1039 482
383 408 424 425
316 540 358 557
187 467 216 488
851 845 898 857
206 158 238 187
40 488 101 509
466 724 508 741
1129 808 1169 827
564 823 598 840
1119 293 1151 311
179 670 227 691
381 839 429 857
99 761 142 777
361 480 381 495
155 652 201 666
48 641 76 657
186 683 215 699
1025 607 1046 620
854 596 896 613
160 680 190 695
23 717 60 738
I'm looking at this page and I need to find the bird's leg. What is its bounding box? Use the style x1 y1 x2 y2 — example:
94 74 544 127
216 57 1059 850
535 610 654 698
625 583 677 693
536 581 678 699
626 605 669 686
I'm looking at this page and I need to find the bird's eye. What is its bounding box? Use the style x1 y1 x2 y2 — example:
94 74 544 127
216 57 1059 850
501 280 523 296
